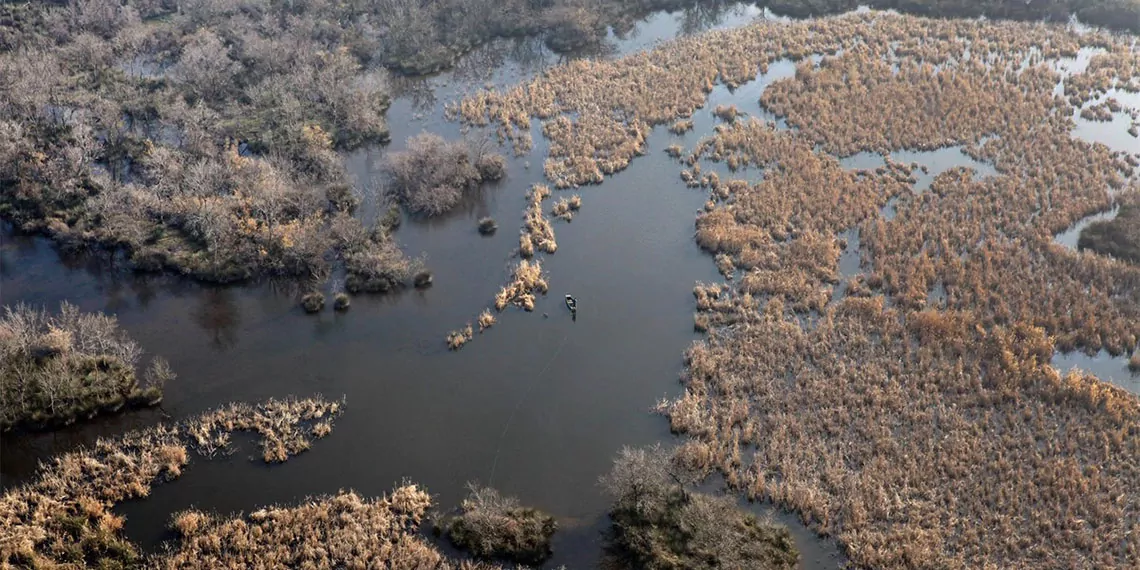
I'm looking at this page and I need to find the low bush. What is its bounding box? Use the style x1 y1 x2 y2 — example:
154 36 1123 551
334 293 351 311
478 217 499 235
601 445 798 570
0 303 172 431
439 483 557 565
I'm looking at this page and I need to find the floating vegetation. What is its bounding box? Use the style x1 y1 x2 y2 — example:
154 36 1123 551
478 310 496 331
0 396 342 568
186 397 344 463
1 302 171 431
669 119 695 134
436 483 557 565
551 194 582 221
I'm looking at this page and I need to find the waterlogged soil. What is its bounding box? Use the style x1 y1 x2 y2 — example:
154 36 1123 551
3 4 1138 568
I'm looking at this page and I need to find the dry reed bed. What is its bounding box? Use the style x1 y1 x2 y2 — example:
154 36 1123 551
651 14 1140 570
159 487 502 569
665 301 1140 569
454 12 1131 188
0 396 342 568
520 183 557 257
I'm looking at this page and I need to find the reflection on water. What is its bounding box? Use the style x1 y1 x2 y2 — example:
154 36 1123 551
1053 350 1140 394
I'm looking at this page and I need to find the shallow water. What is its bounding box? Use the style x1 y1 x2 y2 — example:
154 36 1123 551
1052 205 1120 249
1052 350 1140 393
3 5 1138 568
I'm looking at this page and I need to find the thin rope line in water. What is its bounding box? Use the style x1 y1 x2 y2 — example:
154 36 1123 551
488 328 570 486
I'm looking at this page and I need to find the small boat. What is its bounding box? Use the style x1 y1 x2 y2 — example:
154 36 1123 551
565 294 578 313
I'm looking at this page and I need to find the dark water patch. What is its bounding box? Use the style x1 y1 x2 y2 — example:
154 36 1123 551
1052 205 1120 250
1052 350 1139 394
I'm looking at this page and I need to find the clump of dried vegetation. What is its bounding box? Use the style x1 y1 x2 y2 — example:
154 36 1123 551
158 486 504 569
385 133 506 217
185 397 343 463
520 184 558 257
447 323 475 351
0 396 342 568
0 302 173 431
495 260 550 312
551 194 582 221
463 9 1140 569
478 309 497 331
1079 190 1140 264
436 483 557 565
601 445 798 570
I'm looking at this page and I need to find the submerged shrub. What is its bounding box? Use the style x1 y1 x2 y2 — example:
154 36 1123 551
439 483 557 565
334 293 351 311
301 292 325 313
385 133 505 217
0 302 171 431
478 310 496 331
478 217 499 235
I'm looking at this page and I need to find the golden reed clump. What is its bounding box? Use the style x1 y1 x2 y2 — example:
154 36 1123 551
0 396 343 568
520 184 557 257
494 259 549 312
454 11 1130 188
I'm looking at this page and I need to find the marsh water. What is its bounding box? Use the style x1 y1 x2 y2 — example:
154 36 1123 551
2 4 1138 568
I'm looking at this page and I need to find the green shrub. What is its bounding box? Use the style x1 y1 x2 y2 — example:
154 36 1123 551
439 484 557 565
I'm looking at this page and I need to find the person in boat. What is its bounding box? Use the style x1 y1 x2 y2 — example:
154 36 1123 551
565 294 578 312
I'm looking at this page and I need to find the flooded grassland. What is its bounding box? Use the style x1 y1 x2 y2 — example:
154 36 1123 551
459 10 1140 569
